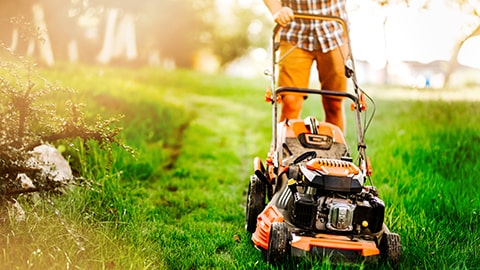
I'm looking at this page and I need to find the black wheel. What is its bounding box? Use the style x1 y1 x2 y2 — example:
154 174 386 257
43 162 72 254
380 232 402 269
266 222 289 264
245 175 266 233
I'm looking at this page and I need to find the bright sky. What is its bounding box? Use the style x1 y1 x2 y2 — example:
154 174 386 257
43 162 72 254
347 0 480 69
219 0 480 70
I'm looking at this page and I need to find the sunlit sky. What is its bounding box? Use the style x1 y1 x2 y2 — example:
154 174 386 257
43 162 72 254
347 0 480 69
218 0 480 70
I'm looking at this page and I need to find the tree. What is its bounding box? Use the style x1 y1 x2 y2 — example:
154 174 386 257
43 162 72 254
31 2 54 66
42 0 82 63
208 1 270 68
0 0 55 66
371 0 392 84
442 0 480 87
0 0 268 69
375 0 480 87
85 0 141 65
135 0 215 68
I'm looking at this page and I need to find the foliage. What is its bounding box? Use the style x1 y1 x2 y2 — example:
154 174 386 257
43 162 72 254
0 0 273 68
0 45 123 203
208 1 272 67
134 0 214 67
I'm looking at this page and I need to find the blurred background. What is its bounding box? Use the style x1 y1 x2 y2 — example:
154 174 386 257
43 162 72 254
0 0 479 88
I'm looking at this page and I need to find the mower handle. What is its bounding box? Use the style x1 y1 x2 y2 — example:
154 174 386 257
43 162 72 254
273 13 348 39
276 86 357 102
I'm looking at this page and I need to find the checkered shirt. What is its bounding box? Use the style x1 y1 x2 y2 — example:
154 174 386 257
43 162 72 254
280 0 348 52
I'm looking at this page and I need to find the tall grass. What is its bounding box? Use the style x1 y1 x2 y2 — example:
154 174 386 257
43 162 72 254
365 98 480 269
1 65 479 269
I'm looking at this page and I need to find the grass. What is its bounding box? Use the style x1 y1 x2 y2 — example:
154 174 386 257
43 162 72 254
367 98 480 269
1 65 480 269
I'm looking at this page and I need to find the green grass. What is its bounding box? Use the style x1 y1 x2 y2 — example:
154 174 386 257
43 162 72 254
366 98 480 269
1 65 480 269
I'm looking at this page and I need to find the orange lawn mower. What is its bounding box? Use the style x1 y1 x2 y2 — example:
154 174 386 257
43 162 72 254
245 14 401 267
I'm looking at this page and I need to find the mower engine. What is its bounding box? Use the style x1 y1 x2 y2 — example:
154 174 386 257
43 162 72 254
287 158 384 234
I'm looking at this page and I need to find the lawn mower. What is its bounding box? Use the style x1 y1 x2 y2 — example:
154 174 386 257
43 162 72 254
245 14 401 267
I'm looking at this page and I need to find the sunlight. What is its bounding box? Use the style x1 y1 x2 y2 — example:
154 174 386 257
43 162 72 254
348 1 476 68
458 36 480 69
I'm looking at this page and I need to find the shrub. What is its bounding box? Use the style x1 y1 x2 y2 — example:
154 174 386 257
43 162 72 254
0 44 124 206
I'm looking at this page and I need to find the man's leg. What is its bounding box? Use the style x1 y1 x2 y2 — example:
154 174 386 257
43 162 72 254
278 42 313 122
316 44 348 131
322 96 345 131
280 95 304 121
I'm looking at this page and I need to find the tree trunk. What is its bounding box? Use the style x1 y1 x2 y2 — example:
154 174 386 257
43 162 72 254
68 39 79 63
443 24 480 87
113 13 137 61
382 14 389 85
31 3 54 66
97 9 138 64
10 28 19 51
97 8 119 64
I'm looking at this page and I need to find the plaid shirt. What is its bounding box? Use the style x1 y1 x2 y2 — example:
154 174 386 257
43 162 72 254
280 0 348 52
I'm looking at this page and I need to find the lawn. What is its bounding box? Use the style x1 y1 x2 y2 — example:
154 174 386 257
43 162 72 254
1 65 479 269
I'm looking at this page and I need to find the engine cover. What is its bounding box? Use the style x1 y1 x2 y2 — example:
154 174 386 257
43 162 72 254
300 159 364 193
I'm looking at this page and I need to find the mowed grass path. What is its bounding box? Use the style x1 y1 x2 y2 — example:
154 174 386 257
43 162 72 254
2 66 480 269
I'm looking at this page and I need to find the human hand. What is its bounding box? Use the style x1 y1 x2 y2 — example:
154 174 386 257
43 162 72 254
273 7 294 27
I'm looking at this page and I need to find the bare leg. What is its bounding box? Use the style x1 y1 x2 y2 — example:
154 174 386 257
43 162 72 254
280 95 304 121
322 97 344 131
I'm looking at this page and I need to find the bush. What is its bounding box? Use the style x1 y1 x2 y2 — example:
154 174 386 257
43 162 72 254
0 44 124 206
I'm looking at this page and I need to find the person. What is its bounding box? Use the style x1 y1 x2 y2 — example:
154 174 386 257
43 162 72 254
262 0 349 131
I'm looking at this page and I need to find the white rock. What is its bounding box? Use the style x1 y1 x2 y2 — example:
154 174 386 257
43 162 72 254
28 144 73 184
16 173 35 189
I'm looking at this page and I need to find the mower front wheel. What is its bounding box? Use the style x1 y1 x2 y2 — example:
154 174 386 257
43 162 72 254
380 231 402 269
245 175 266 233
266 222 289 264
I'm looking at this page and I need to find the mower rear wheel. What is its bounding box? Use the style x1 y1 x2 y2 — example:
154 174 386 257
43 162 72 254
266 222 289 264
245 175 266 233
380 232 402 268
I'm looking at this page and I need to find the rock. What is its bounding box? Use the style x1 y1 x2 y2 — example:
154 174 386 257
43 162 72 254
7 199 26 222
16 173 35 189
28 144 73 184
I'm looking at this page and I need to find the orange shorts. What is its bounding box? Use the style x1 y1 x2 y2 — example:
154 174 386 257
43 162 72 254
278 41 348 100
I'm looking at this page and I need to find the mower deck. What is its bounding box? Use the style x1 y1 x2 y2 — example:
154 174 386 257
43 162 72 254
252 204 380 262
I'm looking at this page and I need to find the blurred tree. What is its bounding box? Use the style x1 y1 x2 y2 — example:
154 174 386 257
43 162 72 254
210 2 256 67
0 0 269 69
0 0 34 52
372 0 392 84
136 0 215 68
30 2 54 66
211 1 271 68
91 0 141 64
373 0 480 87
0 0 54 66
42 0 83 63
442 0 480 87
